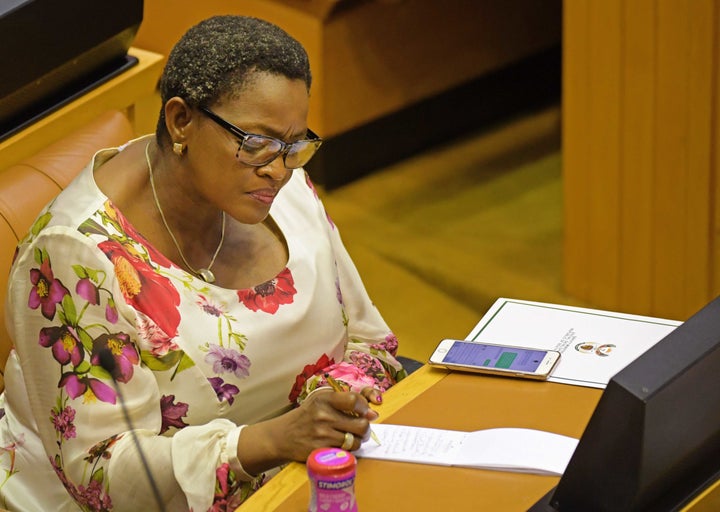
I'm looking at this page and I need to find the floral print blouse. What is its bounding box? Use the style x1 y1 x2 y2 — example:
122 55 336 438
0 144 406 511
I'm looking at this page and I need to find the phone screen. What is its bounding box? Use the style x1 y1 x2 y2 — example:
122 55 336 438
442 341 549 373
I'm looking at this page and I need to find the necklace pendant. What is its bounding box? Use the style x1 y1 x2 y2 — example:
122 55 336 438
198 268 216 283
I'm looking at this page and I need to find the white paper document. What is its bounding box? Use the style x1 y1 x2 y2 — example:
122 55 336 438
466 298 681 388
355 424 578 476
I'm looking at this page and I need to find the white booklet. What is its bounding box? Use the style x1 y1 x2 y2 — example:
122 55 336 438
467 298 681 388
355 423 578 476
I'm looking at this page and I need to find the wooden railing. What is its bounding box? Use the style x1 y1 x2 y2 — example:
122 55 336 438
562 0 720 320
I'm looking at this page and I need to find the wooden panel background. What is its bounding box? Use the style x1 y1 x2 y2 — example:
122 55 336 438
563 0 719 320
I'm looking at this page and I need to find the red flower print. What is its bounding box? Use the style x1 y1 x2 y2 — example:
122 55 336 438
159 395 189 434
98 240 181 337
288 353 335 404
28 256 69 320
107 202 172 267
237 268 296 314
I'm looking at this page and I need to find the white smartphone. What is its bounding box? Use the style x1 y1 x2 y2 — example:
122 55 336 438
428 339 561 380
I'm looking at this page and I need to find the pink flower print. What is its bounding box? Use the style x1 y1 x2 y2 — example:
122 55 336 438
75 277 99 305
51 445 113 508
385 333 399 355
1 433 25 475
159 395 189 434
212 464 232 511
205 345 251 379
59 373 116 404
208 377 240 405
51 405 77 440
348 351 375 369
370 333 399 356
237 268 296 313
210 463 245 511
305 172 318 196
49 455 80 501
349 351 392 391
105 299 119 324
39 325 84 366
304 173 335 228
325 362 376 393
137 313 178 357
197 294 225 316
90 332 139 383
335 277 343 305
28 256 69 320
75 479 112 511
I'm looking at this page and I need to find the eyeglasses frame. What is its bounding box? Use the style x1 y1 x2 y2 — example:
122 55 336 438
199 106 323 169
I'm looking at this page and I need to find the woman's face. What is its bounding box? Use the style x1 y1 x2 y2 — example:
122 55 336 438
180 71 311 225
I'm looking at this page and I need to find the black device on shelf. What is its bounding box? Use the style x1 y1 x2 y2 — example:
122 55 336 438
0 0 144 141
530 296 720 512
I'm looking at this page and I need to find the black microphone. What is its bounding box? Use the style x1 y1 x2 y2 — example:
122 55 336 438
98 348 167 512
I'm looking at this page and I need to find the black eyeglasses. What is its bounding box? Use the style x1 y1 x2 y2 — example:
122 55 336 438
199 106 323 169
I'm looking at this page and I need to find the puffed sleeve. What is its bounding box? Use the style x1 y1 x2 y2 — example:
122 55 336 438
6 224 244 511
294 172 408 400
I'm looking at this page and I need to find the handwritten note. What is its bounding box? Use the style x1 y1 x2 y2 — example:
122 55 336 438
355 424 578 476
362 425 465 465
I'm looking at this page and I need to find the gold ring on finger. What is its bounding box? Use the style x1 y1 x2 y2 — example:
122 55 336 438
341 431 354 451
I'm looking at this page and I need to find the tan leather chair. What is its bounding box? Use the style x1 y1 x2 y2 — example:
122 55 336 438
0 111 135 390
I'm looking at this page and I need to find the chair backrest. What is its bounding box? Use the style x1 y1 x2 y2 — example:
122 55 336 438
0 110 134 389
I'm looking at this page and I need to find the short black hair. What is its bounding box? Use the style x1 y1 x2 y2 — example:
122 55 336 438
155 15 312 143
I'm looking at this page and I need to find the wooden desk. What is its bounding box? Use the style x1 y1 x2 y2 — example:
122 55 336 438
240 365 720 511
241 366 601 511
0 47 163 169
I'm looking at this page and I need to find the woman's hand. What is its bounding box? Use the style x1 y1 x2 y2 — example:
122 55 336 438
237 388 380 476
360 386 384 406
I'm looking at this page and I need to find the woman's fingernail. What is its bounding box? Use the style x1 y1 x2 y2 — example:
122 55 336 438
376 394 383 404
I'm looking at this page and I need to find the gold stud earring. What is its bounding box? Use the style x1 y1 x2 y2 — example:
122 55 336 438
173 142 186 156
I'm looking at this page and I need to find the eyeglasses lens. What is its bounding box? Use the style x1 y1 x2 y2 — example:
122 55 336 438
236 136 321 169
285 141 321 168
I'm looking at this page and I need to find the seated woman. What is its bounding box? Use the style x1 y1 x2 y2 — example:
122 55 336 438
0 16 406 511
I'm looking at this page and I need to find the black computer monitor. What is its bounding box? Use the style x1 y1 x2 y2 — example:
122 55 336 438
0 0 143 140
531 296 720 512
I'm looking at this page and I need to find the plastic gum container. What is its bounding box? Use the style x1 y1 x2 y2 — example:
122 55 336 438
307 447 358 512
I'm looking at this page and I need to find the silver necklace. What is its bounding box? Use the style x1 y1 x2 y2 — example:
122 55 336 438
145 141 226 283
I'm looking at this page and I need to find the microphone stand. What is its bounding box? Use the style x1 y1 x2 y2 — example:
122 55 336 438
98 350 167 512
